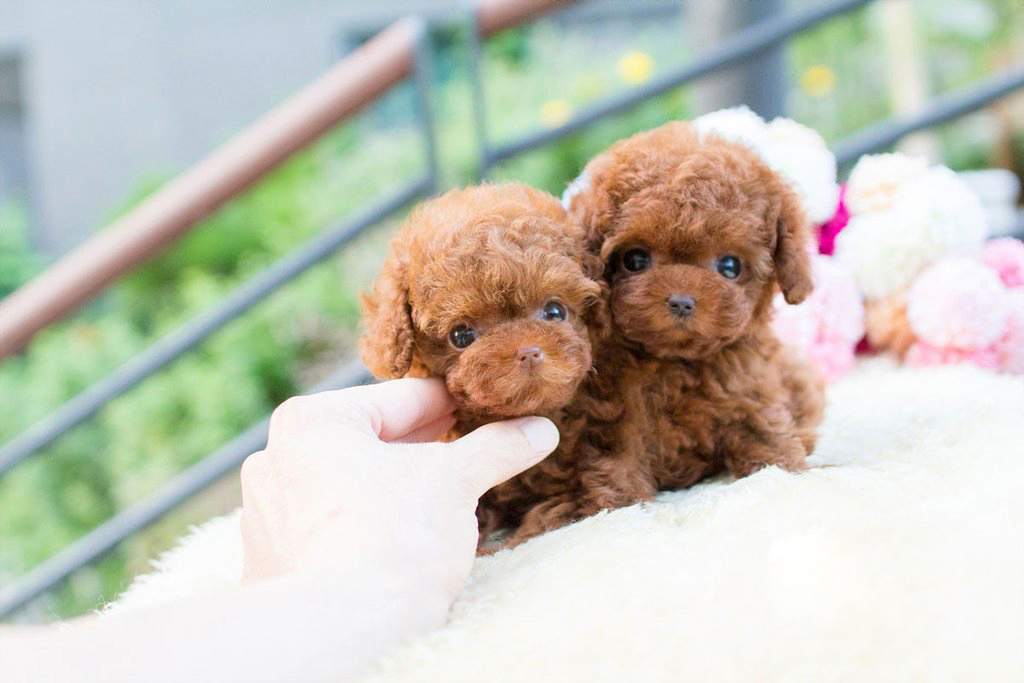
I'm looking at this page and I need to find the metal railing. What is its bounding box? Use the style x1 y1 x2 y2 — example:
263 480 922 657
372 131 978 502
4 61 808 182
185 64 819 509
0 0 570 621
470 0 875 176
2 0 1023 620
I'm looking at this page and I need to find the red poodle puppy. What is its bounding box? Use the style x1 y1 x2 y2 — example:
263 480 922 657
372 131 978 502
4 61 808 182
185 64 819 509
558 121 825 512
360 182 605 543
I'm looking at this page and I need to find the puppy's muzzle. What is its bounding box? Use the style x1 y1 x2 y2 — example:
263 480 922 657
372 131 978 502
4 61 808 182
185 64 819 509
667 295 696 318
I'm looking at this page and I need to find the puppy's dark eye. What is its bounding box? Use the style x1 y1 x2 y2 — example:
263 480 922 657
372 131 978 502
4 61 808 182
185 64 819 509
716 256 741 280
449 324 477 349
540 300 568 322
622 248 651 273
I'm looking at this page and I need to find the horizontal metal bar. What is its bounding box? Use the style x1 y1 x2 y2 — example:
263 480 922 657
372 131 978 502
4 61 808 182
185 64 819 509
0 19 424 360
484 0 872 167
833 65 1024 166
0 361 373 620
0 178 428 480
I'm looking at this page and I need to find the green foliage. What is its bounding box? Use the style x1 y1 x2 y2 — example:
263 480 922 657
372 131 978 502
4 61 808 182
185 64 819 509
1 3 1021 620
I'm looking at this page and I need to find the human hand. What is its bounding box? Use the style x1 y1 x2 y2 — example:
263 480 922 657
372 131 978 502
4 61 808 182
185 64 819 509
238 377 559 605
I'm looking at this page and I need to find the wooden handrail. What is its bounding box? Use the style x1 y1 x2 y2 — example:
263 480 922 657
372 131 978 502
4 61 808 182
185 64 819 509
477 0 574 37
0 18 421 359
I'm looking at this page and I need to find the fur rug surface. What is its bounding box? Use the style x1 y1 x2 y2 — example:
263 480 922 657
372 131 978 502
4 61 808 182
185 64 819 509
107 360 1024 682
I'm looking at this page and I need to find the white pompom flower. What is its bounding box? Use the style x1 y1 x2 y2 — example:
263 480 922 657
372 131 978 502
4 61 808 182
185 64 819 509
833 209 933 299
845 153 929 215
762 118 839 224
561 170 590 211
891 166 988 256
693 105 768 150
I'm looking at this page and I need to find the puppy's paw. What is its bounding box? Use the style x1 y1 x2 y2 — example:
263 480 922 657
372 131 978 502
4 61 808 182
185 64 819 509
726 432 808 477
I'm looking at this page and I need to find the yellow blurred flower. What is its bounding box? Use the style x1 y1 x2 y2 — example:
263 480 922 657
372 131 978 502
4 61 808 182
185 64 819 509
617 50 655 85
800 65 837 98
540 99 573 128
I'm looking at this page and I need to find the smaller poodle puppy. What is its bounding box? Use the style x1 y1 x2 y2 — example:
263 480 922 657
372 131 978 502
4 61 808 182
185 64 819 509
360 183 604 544
561 121 825 511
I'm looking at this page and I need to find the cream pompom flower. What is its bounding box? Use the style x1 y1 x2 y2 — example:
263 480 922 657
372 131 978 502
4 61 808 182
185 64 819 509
845 153 929 216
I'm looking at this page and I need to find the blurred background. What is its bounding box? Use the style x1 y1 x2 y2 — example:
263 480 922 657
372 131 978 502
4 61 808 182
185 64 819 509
1 0 1022 621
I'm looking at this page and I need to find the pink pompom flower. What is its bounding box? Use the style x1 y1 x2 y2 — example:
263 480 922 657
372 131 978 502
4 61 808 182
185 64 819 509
817 184 848 256
906 257 1010 351
773 255 864 381
994 289 1024 374
904 342 1000 370
981 237 1024 288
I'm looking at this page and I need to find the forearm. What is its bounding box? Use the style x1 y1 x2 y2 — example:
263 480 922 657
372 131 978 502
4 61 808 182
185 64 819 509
0 569 449 683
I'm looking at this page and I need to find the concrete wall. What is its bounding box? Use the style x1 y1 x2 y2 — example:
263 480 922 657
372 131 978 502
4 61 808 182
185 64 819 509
0 0 452 255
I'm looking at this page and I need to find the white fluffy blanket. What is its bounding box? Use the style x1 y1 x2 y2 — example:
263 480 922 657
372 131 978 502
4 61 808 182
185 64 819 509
109 361 1024 682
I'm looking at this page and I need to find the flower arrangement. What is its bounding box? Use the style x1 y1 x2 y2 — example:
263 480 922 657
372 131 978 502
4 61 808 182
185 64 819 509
826 152 1023 375
835 157 989 300
799 148 1022 378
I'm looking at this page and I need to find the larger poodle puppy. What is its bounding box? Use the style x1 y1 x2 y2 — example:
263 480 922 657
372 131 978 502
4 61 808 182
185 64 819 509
558 121 825 518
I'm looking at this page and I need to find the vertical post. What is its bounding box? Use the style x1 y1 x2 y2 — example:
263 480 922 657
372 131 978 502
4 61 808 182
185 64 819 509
464 4 491 180
875 0 937 160
411 17 440 193
689 0 787 119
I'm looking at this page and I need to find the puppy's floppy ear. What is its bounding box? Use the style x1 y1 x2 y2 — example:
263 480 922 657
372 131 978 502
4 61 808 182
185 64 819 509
360 252 415 379
582 278 613 343
773 186 814 305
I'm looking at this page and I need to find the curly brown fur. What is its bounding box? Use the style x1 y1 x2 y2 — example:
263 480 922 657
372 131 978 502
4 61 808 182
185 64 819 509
360 183 607 545
503 121 828 546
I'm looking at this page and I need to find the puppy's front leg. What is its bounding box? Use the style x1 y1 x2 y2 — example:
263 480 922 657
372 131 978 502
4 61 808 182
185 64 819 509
499 466 655 549
499 494 590 549
720 404 808 478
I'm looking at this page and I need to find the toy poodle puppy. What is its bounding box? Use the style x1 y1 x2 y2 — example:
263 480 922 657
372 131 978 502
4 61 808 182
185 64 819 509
360 182 606 544
560 121 825 509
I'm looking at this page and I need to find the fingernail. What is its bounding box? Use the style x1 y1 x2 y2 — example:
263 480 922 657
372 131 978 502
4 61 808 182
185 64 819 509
512 417 560 454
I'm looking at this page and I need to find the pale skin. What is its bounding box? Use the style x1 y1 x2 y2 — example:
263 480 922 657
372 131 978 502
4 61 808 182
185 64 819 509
0 378 560 683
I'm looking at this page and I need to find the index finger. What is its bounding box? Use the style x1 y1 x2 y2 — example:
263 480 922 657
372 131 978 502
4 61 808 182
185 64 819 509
319 376 456 442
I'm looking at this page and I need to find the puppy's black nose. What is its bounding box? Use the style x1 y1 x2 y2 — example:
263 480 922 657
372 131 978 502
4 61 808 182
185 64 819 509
515 345 544 367
667 295 696 317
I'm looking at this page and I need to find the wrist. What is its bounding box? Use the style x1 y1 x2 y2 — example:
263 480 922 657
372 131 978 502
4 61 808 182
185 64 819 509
296 523 470 608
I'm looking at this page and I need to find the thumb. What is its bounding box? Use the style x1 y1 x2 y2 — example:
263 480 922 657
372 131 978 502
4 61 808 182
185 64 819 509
449 417 560 498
